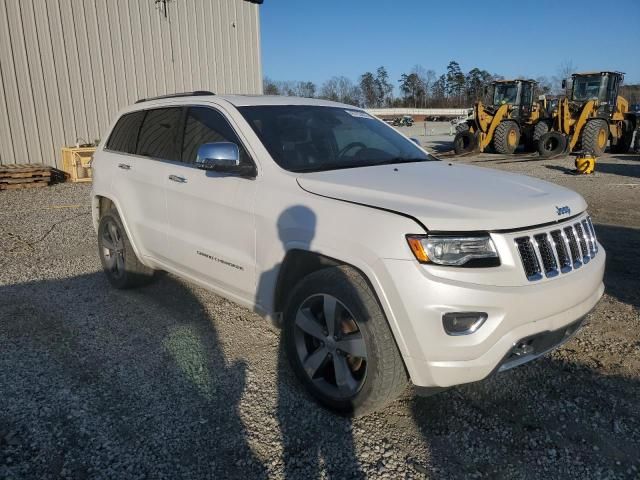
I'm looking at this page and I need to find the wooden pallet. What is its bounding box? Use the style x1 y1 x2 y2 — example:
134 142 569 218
0 181 49 190
0 163 51 190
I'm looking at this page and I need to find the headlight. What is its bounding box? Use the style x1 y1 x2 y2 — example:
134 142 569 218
406 234 499 266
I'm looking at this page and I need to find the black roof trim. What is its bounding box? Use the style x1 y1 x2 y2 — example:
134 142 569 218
135 91 215 104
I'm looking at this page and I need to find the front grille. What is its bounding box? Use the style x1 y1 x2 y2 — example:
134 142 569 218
515 216 599 281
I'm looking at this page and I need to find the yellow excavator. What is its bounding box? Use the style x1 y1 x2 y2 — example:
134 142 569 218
454 79 550 155
537 71 636 157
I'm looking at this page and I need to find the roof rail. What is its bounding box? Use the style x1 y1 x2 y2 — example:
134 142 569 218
135 91 215 104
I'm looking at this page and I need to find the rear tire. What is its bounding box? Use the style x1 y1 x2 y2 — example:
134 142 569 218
537 132 567 158
493 120 520 154
282 266 408 416
533 120 551 144
98 208 156 289
581 119 609 155
453 130 477 154
455 122 470 134
610 119 634 154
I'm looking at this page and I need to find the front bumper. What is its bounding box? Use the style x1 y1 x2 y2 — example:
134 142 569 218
378 244 605 388
496 316 585 373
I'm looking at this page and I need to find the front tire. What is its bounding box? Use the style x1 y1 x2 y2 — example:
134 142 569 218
98 208 155 289
581 118 609 155
283 266 408 416
493 120 520 154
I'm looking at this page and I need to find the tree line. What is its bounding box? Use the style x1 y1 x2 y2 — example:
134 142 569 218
263 61 556 109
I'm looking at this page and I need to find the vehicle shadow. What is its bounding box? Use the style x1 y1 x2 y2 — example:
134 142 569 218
546 159 640 179
594 160 640 179
0 272 267 479
426 140 454 153
255 205 365 479
607 153 640 162
411 355 640 479
593 223 640 308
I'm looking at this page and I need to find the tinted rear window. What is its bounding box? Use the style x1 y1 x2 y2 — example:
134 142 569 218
136 108 183 161
105 111 145 154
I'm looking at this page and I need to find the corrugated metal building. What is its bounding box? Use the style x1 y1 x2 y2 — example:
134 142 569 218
0 0 263 167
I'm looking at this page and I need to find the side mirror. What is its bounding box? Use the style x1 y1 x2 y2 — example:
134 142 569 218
409 137 421 146
561 79 567 89
482 86 488 96
196 142 240 172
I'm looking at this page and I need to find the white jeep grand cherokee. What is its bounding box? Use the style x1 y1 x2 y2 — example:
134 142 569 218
91 92 605 415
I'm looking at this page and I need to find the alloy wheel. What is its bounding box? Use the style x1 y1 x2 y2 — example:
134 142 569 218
101 219 125 279
293 294 367 400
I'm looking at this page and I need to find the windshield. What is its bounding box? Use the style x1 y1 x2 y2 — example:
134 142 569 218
237 105 435 173
493 84 518 105
572 75 604 102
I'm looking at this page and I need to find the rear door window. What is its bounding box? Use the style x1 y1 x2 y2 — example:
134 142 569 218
136 107 183 161
105 111 145 154
182 107 252 165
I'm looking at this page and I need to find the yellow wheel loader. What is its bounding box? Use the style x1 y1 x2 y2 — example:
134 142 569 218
537 71 636 157
454 79 549 155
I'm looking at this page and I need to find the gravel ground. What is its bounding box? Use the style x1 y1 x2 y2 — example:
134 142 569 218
1 135 639 479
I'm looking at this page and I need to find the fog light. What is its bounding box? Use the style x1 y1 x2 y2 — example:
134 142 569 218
442 312 487 336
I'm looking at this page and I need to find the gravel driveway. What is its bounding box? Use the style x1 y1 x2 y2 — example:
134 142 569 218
1 145 639 479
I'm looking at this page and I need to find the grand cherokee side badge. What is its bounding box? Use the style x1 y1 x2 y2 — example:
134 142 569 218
197 251 244 271
556 206 571 216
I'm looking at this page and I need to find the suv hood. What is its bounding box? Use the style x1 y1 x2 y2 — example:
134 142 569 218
296 162 586 231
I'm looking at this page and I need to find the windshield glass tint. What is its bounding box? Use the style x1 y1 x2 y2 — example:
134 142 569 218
494 84 518 105
572 76 603 102
237 105 435 172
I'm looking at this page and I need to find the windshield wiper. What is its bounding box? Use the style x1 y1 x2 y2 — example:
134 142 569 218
290 162 362 173
290 157 433 173
373 157 431 166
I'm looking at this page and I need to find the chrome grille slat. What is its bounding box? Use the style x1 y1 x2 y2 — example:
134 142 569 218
533 233 558 277
515 216 598 282
573 223 590 263
581 219 595 255
563 226 582 269
587 217 598 253
515 237 542 281
550 230 572 273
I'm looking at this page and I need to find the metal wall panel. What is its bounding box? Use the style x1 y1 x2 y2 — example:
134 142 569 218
0 0 262 167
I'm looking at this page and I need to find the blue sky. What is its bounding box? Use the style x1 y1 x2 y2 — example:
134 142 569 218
260 0 640 88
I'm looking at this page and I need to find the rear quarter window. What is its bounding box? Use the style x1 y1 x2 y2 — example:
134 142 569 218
105 111 145 154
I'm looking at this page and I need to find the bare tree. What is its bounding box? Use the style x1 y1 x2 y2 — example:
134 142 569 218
320 76 361 106
553 60 577 94
297 81 316 98
535 76 553 96
411 65 435 107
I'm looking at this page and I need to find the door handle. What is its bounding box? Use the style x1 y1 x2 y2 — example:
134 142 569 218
118 163 131 170
168 174 187 183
